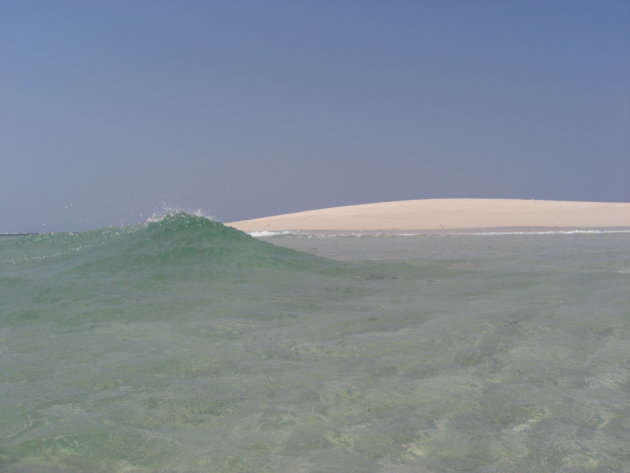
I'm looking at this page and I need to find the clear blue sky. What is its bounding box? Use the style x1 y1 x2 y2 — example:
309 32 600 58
1 0 629 232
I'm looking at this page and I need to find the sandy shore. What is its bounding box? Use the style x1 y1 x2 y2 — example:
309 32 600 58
227 199 630 232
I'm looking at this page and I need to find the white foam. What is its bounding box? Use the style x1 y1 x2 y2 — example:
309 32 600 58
145 205 216 223
459 229 630 236
248 230 301 238
249 228 630 238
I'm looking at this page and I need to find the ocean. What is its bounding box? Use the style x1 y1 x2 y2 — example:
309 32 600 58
1 213 629 473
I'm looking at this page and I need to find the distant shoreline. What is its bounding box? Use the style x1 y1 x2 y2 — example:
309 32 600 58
227 198 630 233
246 227 630 237
0 233 37 237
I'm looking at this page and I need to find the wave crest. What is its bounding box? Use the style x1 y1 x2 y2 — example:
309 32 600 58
1 212 327 274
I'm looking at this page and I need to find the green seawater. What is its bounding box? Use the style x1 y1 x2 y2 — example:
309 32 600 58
1 214 629 473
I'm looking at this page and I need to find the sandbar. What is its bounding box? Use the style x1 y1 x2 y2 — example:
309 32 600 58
227 199 630 233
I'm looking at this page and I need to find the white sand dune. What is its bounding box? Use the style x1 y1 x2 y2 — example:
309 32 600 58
227 198 630 232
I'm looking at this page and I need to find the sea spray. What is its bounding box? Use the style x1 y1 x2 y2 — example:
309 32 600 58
1 214 629 472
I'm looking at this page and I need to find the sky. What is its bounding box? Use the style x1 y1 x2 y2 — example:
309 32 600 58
1 0 629 233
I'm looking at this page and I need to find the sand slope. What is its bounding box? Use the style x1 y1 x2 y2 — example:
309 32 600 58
227 199 630 232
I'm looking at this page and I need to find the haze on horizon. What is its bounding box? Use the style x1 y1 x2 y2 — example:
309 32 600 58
1 1 629 233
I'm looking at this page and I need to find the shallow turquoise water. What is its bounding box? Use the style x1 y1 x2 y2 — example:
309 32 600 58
1 214 629 472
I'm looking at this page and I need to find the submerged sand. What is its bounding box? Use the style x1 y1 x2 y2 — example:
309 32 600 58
227 199 630 232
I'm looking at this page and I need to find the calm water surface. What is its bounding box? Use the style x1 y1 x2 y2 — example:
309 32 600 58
1 216 629 472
